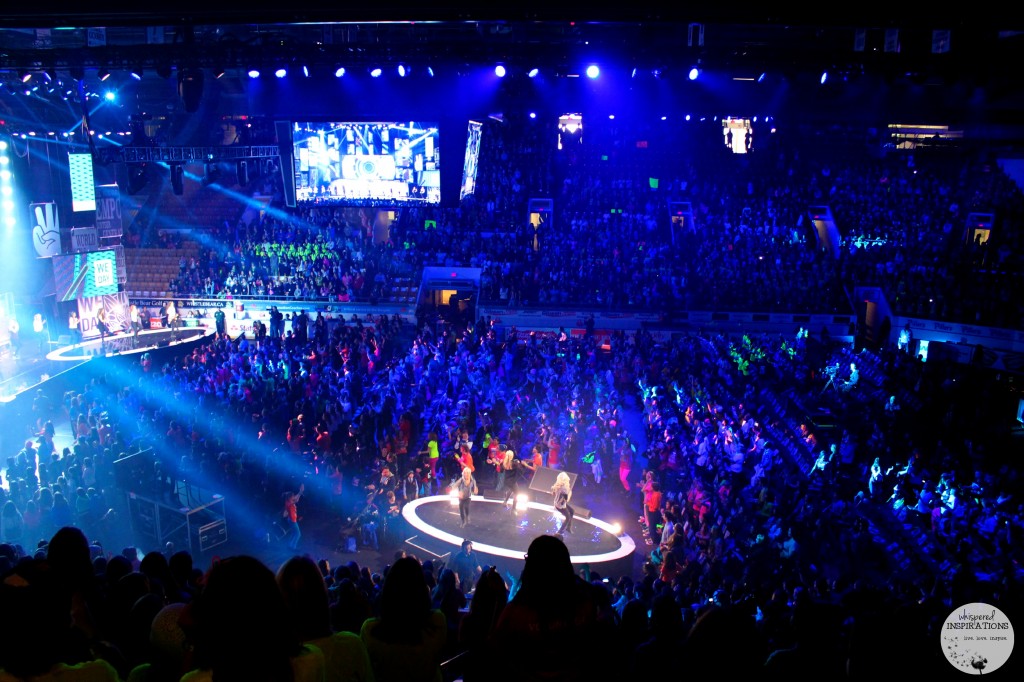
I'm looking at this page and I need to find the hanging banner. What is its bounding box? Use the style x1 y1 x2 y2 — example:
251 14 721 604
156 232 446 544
95 184 123 239
77 291 129 339
31 202 62 258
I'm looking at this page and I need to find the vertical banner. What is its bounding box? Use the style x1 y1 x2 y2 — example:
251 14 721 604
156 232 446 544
77 291 129 339
31 202 62 258
95 184 123 239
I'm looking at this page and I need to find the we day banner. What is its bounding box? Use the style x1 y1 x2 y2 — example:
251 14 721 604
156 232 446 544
77 291 129 339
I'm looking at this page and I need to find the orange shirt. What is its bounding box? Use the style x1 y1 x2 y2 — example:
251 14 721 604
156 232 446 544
645 490 663 513
458 448 475 472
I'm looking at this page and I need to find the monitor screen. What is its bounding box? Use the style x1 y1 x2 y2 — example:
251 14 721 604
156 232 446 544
293 121 440 205
460 120 483 201
53 250 119 302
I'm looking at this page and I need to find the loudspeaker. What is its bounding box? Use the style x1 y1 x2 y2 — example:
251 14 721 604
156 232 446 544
178 68 204 113
170 164 183 195
528 466 578 494
127 163 148 195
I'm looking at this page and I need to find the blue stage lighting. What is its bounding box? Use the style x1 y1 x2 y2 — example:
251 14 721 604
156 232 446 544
275 68 287 78
528 68 539 78
586 65 600 79
495 65 506 78
335 67 345 78
248 69 260 79
688 67 699 81
370 68 382 78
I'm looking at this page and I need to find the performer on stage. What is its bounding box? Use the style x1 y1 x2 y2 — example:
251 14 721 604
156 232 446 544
166 300 180 338
281 483 305 550
68 310 81 345
129 304 142 346
452 465 478 528
551 471 575 535
96 307 109 344
500 449 536 513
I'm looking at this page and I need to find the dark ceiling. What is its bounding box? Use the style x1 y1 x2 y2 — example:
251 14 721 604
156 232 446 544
2 5 1024 136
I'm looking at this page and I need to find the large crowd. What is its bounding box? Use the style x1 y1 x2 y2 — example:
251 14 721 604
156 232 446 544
3 114 1024 680
3 295 1022 679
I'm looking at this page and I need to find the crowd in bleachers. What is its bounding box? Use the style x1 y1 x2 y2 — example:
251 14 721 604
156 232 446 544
146 116 1024 327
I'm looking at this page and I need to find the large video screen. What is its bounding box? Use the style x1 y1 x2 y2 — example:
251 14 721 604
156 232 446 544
460 120 483 201
53 250 119 302
293 121 440 204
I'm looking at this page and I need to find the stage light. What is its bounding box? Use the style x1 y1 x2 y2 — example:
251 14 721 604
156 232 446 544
302 65 309 77
20 71 32 83
609 114 615 119
248 69 260 79
214 67 227 79
370 67 382 78
661 115 667 120
820 70 829 85
688 67 700 81
98 69 111 81
104 91 116 101
130 71 142 80
529 112 536 119
528 68 539 78
631 67 638 79
0 170 9 180
4 216 15 228
397 64 407 77
275 68 287 78
586 64 600 79
427 66 435 77
449 488 459 506
516 493 529 512
610 522 622 536
495 64 506 78
758 72 767 83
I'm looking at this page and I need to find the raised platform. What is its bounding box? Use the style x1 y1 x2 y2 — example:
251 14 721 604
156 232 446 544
45 326 214 362
401 494 636 566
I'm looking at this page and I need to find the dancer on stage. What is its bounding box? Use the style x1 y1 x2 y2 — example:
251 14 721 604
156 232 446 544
166 300 180 339
500 449 536 514
551 471 575 535
452 466 478 528
129 304 142 347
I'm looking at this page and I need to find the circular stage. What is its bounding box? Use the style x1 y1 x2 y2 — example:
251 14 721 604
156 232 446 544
45 327 214 362
402 495 636 565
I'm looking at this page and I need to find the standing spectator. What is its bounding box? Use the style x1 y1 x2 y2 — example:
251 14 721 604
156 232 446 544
450 540 483 595
185 555 325 682
281 484 305 550
360 556 447 682
276 555 375 682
